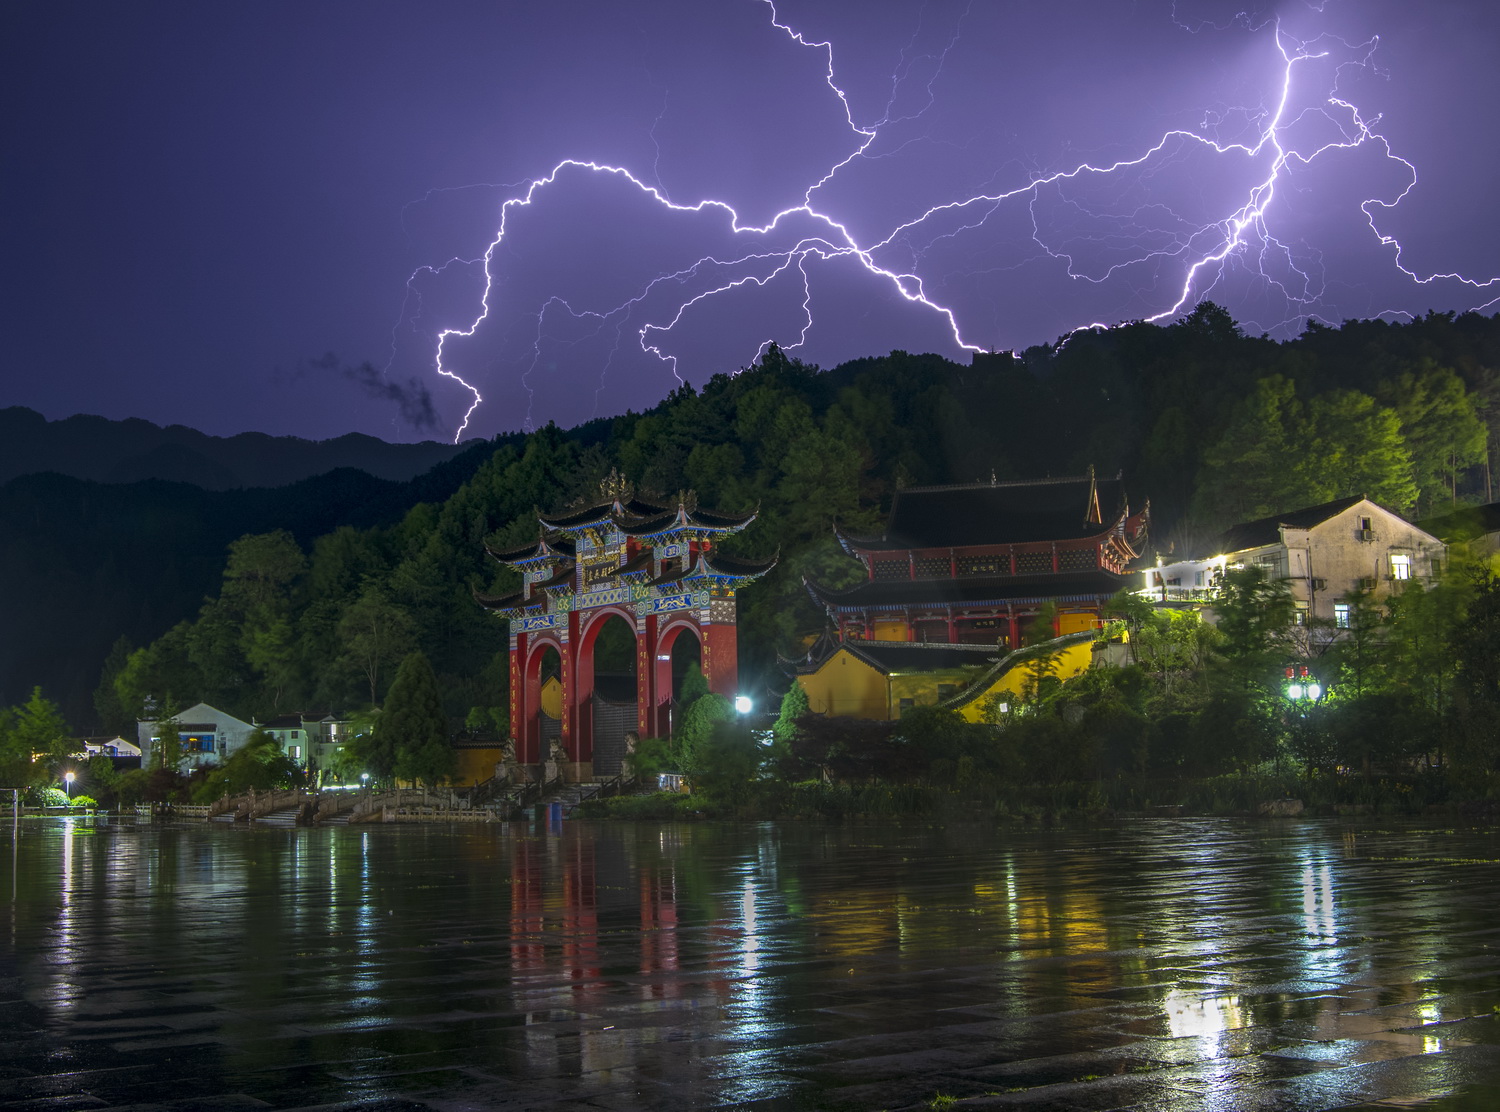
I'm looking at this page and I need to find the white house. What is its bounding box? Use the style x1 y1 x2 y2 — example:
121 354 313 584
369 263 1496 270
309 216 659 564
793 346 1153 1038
258 711 348 773
136 702 258 770
75 736 143 759
1145 496 1447 627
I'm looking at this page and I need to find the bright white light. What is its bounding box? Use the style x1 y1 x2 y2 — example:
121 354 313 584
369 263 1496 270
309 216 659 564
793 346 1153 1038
1307 683 1323 700
64 772 75 784
734 695 753 714
1287 684 1304 700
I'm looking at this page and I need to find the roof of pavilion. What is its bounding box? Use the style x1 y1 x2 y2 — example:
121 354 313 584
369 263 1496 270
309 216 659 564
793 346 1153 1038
474 548 778 614
486 495 759 566
537 495 756 536
790 639 1001 677
804 569 1132 614
835 472 1141 554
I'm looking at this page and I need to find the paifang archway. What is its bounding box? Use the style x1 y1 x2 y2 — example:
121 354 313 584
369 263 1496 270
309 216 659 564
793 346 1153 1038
477 491 774 778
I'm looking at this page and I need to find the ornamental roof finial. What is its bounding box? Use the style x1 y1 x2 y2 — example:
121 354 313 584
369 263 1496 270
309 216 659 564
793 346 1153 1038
598 468 633 506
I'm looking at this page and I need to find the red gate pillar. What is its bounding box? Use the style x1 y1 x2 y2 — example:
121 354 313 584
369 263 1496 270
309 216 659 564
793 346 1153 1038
650 622 675 738
701 622 739 699
572 612 594 767
560 611 577 760
636 613 657 738
509 631 526 760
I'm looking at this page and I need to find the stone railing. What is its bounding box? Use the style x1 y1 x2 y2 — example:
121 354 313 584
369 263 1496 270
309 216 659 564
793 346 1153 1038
206 794 239 819
347 787 496 823
242 788 315 821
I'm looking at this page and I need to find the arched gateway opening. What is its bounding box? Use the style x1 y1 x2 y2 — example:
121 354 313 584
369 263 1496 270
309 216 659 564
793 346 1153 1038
578 610 638 776
477 484 774 782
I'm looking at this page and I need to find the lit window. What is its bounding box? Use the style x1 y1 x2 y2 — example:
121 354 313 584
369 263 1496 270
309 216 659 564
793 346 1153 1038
1334 603 1351 628
1390 553 1411 580
1294 607 1308 627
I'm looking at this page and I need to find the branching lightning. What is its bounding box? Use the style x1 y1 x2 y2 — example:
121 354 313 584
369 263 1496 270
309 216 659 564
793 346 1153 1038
397 1 1500 442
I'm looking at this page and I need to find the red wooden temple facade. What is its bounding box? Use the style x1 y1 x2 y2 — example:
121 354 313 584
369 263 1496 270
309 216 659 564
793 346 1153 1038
477 491 774 771
807 472 1148 648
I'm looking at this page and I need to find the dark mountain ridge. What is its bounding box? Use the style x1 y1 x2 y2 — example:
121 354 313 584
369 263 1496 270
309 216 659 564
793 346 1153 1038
0 406 475 490
0 434 506 725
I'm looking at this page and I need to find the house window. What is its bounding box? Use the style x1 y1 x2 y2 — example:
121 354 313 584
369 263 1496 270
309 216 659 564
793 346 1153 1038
289 745 301 761
1333 603 1351 628
1294 605 1309 627
1389 553 1411 580
1194 570 1205 587
1254 553 1285 579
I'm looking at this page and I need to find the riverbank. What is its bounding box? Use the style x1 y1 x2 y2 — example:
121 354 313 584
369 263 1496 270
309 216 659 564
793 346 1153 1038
577 770 1499 823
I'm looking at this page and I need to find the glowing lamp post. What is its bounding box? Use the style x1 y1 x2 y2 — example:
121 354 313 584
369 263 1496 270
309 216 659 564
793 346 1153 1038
63 771 75 800
1283 665 1324 705
734 695 753 715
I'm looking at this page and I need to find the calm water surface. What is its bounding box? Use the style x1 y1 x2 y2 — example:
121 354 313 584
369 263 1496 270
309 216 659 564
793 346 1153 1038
5 816 1500 1111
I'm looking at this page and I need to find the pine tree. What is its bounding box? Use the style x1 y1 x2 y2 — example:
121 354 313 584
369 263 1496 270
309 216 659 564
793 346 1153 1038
381 651 454 788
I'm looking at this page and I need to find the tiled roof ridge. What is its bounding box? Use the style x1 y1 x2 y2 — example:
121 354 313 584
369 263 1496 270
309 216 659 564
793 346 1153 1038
897 472 1116 495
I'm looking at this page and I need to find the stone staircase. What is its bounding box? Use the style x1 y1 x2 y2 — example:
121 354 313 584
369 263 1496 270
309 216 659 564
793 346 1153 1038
255 805 304 827
538 782 607 816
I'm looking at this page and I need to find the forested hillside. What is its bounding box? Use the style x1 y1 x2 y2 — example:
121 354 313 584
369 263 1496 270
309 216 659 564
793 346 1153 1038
14 305 1497 734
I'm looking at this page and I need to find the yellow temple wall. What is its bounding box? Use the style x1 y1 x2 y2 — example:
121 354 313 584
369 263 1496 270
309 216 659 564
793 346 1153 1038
797 651 889 718
540 676 563 719
871 619 908 642
955 640 1096 722
797 650 996 721
1057 610 1098 636
452 747 505 785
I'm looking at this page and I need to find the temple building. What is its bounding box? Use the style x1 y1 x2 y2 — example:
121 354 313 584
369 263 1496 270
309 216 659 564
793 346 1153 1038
477 487 774 778
795 472 1147 719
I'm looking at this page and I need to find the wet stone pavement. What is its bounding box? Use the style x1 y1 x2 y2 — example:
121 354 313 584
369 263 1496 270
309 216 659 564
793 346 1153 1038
4 817 1500 1111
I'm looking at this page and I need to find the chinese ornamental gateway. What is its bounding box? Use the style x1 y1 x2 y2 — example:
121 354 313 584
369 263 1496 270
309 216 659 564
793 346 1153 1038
477 494 774 774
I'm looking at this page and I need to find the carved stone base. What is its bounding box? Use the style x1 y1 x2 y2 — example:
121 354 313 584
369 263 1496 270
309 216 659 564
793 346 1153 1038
561 760 593 783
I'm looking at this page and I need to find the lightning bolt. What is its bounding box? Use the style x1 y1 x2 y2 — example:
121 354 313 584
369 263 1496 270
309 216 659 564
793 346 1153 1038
395 2 1499 442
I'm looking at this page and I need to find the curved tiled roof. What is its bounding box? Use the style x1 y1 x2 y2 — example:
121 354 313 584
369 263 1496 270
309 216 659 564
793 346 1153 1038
840 474 1134 551
473 586 534 612
796 640 1000 676
805 569 1131 612
485 534 575 563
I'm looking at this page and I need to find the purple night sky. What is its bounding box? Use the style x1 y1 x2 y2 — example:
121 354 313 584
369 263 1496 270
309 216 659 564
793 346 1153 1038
4 1 1498 444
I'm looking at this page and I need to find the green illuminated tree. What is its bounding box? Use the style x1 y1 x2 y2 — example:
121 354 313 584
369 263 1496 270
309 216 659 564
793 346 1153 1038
1377 362 1488 513
382 651 455 788
1305 389 1417 514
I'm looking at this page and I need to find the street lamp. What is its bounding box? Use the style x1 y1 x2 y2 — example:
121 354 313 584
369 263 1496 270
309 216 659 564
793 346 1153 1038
734 695 753 714
63 771 75 800
1283 665 1324 705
